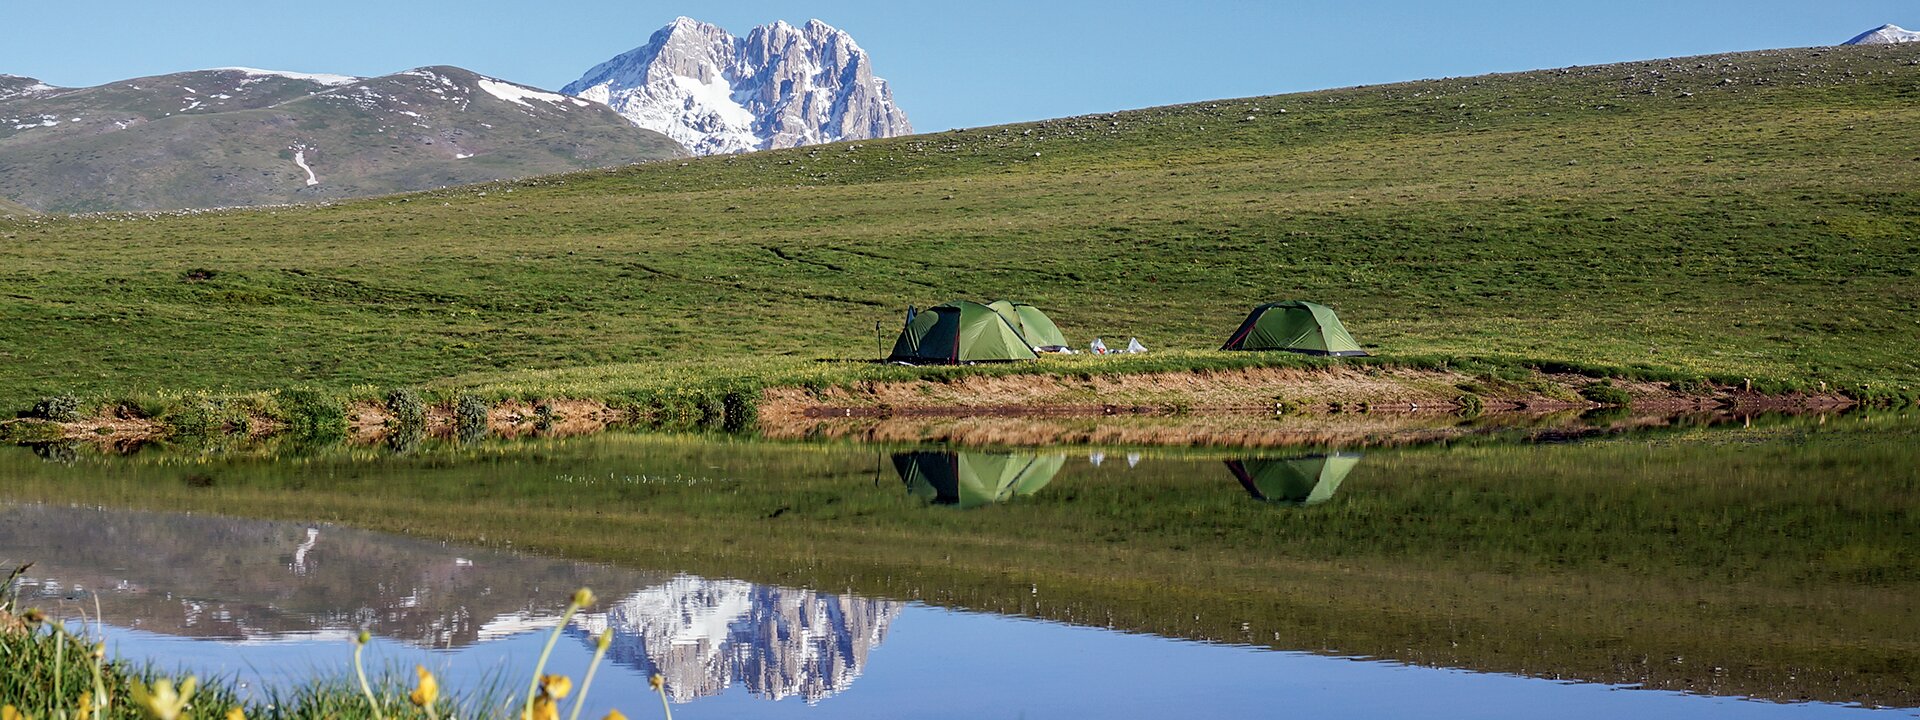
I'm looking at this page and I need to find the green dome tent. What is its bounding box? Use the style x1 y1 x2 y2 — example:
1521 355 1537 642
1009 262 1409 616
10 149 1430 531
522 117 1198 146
888 301 1040 364
893 451 1067 509
1220 301 1368 356
986 300 1071 352
1224 453 1362 505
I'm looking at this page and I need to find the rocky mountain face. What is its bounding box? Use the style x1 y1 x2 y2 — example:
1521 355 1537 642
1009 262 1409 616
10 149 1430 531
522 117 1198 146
0 66 684 213
563 17 912 155
1844 24 1920 45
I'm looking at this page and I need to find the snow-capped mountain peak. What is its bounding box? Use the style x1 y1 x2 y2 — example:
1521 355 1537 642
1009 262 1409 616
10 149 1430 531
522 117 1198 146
562 17 911 155
1843 24 1920 45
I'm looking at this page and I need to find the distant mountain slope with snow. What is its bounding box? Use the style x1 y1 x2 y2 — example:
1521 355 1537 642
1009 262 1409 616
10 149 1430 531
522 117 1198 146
0 67 684 212
563 17 911 155
1844 24 1920 45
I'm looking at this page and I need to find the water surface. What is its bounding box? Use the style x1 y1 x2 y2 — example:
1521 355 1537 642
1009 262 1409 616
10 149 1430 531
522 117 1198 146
2 412 1914 717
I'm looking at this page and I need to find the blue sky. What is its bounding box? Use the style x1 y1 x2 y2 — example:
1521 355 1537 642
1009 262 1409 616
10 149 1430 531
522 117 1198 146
1 1 1909 132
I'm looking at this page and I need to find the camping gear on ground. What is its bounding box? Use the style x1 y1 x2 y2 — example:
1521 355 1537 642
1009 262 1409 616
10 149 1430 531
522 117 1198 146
1090 337 1109 354
1124 338 1147 354
986 300 1072 352
1223 453 1362 505
1219 301 1368 356
887 300 1040 364
893 451 1067 508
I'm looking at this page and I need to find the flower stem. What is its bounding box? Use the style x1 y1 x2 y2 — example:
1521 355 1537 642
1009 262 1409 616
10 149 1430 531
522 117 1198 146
523 601 582 720
653 681 673 720
567 632 612 720
353 640 385 720
54 621 65 713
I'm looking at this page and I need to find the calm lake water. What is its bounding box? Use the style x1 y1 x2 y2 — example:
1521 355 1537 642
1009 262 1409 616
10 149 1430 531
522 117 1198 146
1 411 1915 718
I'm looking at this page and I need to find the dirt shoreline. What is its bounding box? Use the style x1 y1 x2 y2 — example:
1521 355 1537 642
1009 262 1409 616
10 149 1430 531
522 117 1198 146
11 366 1856 448
761 366 1853 421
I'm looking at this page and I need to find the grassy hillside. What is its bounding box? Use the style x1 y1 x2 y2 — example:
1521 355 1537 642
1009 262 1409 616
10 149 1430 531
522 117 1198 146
2 44 1917 412
0 196 30 216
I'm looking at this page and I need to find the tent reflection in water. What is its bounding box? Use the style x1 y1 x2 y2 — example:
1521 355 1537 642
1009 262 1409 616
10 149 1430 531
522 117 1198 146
892 451 1067 508
887 300 1040 364
1224 453 1363 505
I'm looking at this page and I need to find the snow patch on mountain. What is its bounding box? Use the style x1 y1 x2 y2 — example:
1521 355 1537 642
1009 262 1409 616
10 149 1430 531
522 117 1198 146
476 78 575 107
563 16 911 155
0 77 58 101
292 149 318 185
1844 24 1920 44
213 67 361 86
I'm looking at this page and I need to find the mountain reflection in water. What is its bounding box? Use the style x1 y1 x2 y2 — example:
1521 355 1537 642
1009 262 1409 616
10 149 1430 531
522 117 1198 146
576 578 899 703
0 503 899 704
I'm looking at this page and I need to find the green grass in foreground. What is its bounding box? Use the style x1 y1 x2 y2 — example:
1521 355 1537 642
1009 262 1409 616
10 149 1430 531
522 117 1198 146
0 596 663 720
2 45 1917 412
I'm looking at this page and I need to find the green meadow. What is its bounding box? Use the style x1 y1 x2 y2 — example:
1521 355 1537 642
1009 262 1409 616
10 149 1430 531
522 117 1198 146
2 44 1917 416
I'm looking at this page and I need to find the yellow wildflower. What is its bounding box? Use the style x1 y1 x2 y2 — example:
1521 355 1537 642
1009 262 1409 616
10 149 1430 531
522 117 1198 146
602 712 626 720
595 629 612 651
77 692 94 719
3 704 23 720
539 674 572 700
648 674 663 692
410 666 440 708
129 677 197 720
225 708 245 720
570 588 595 607
526 696 559 720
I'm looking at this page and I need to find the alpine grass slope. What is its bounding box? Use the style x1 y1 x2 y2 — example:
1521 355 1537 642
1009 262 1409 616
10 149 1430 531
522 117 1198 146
0 44 1916 411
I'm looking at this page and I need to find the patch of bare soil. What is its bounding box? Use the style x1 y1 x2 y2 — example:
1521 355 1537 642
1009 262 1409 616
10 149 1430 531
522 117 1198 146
765 407 1813 449
760 366 1856 448
346 398 628 441
768 412 1545 448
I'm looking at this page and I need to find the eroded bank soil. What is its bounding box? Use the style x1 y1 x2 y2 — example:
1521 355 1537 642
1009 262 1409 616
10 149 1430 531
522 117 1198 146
759 366 1853 446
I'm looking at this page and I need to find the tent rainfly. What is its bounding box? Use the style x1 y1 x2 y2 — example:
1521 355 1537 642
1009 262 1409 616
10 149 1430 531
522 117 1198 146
986 300 1071 352
893 451 1067 508
1219 301 1368 356
887 300 1040 364
1223 453 1363 505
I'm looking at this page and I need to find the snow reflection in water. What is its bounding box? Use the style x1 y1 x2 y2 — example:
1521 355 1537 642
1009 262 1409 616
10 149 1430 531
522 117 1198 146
0 503 899 704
